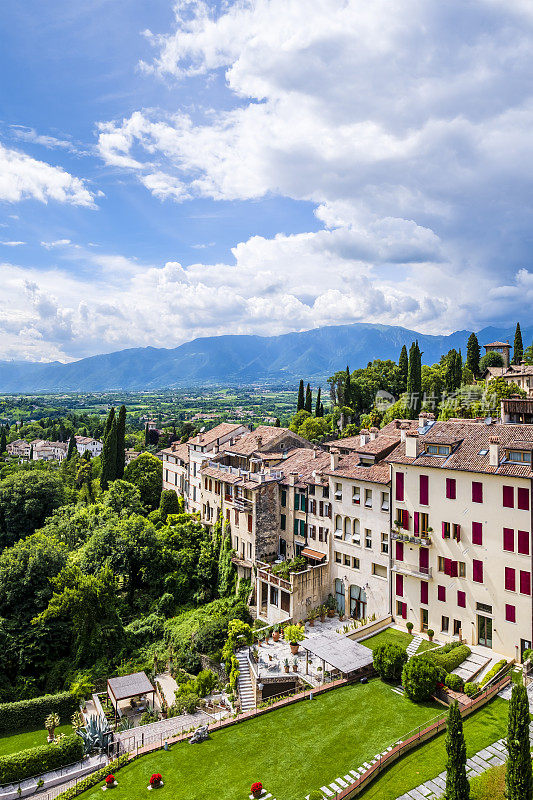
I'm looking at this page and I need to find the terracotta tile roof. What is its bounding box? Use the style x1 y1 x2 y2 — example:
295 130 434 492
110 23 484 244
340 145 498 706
484 341 511 347
278 448 333 484
387 419 533 477
326 460 391 485
188 422 247 448
224 425 301 456
328 420 417 458
161 442 189 462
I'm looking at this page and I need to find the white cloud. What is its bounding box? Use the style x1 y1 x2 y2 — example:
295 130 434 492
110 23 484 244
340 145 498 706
41 239 72 249
0 143 98 207
10 126 89 156
0 241 25 247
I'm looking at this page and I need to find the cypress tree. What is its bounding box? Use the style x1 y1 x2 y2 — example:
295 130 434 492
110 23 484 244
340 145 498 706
315 387 322 417
399 344 408 391
274 418 280 427
506 682 533 800
100 419 117 491
305 383 312 413
513 322 524 365
104 407 115 437
297 380 305 411
466 333 480 376
0 427 6 453
116 405 126 479
67 434 77 460
444 700 469 800
407 342 422 414
29 444 33 461
144 423 149 446
345 366 352 408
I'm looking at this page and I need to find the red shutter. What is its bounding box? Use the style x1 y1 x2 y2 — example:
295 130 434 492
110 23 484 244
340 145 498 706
520 571 531 595
442 521 447 538
420 581 428 604
419 475 429 505
518 487 530 511
505 567 516 591
419 547 429 571
414 512 419 535
450 560 458 578
396 471 404 501
454 524 461 542
457 590 466 608
248 514 253 532
503 528 515 552
396 574 404 597
473 559 483 583
446 478 456 499
518 530 530 555
505 604 516 623
472 481 483 503
503 485 514 508
437 585 446 602
402 509 409 529
396 541 404 561
402 602 407 619
444 558 452 576
472 521 483 545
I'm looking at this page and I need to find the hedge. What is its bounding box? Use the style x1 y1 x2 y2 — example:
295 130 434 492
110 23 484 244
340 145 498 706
55 754 131 800
0 692 78 734
479 659 507 688
0 735 84 785
420 643 471 674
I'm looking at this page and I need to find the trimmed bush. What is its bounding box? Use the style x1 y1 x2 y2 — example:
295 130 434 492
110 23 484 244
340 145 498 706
445 673 464 692
420 643 470 674
0 692 78 734
373 644 408 683
0 734 83 784
464 682 478 697
402 657 439 702
479 659 507 688
55 754 131 800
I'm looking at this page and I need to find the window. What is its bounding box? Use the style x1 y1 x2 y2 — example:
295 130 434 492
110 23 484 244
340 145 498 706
441 616 449 632
364 489 373 508
446 478 456 500
505 604 516 623
396 508 409 530
419 475 429 505
234 509 239 525
344 517 351 541
396 541 404 561
518 488 530 511
295 491 306 511
421 581 428 604
352 485 361 504
452 524 461 542
426 444 451 456
457 590 466 608
458 562 466 578
442 521 451 539
335 482 342 501
352 519 361 545
309 525 316 539
503 485 514 508
520 571 531 595
381 491 389 511
473 559 484 583
453 619 461 636
281 489 287 507
395 472 404 501
505 567 516 592
396 574 404 597
322 486 329 498
472 481 483 503
343 554 351 566
381 532 389 554
503 528 514 552
438 557 445 572
518 530 530 555
248 542 252 559
476 601 492 614
335 551 341 563
365 529 372 549
280 514 286 531
270 586 278 606
472 522 483 545
396 600 407 618
420 512 429 535
438 585 446 602
353 557 361 569
334 515 342 538
372 562 386 578
507 450 532 463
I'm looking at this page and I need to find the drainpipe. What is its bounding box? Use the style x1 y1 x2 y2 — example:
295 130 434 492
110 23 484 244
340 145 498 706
389 467 394 616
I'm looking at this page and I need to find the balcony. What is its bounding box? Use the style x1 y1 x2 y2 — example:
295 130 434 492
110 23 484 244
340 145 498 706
392 560 432 579
392 531 432 547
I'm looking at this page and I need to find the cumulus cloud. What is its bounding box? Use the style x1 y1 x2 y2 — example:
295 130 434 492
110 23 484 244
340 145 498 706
0 143 98 207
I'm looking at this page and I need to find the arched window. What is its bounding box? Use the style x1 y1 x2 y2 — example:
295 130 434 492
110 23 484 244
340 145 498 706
335 578 345 615
344 517 351 540
350 584 367 619
352 518 361 545
335 515 342 536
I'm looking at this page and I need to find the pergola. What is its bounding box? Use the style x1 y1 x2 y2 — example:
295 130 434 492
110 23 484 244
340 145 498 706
107 671 155 720
301 633 374 678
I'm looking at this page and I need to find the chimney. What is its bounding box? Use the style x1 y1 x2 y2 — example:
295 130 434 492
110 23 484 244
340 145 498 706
312 446 319 459
405 432 419 458
289 472 298 486
257 435 262 448
369 427 379 441
330 448 340 470
360 429 370 446
212 445 219 454
400 423 409 442
418 412 428 428
489 436 500 467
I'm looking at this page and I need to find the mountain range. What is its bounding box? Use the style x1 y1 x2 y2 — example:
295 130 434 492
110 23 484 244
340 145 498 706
0 323 530 392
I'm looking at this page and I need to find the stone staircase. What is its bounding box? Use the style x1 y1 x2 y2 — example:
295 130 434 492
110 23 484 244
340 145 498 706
406 635 423 659
236 650 255 710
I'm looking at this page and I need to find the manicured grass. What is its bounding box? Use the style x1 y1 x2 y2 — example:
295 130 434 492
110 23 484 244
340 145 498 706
360 697 509 800
0 725 73 757
470 763 505 799
75 680 441 800
362 627 437 652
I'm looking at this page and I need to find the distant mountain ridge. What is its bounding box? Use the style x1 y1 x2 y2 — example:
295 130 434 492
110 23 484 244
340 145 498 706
0 323 530 392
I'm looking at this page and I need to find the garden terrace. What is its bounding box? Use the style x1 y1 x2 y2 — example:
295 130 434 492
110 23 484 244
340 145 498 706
107 673 155 722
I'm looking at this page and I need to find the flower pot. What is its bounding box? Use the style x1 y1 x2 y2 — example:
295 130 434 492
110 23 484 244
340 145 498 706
320 615 325 623
252 792 262 799
284 666 290 673
290 643 300 655
327 610 335 618
272 632 280 642
292 665 298 672
308 619 314 627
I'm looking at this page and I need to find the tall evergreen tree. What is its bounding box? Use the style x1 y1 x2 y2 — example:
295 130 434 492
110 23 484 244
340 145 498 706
67 434 77 460
104 407 115 438
407 342 422 414
345 366 352 408
116 405 126 479
444 700 469 800
100 419 118 491
297 380 305 411
29 444 33 461
399 344 409 392
506 682 533 800
513 322 524 365
144 423 149 447
315 387 322 417
466 332 480 376
0 427 6 454
274 418 280 427
305 383 312 413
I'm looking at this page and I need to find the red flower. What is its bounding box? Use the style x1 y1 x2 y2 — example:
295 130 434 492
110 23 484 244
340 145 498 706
150 774 163 787
105 775 115 786
251 783 263 794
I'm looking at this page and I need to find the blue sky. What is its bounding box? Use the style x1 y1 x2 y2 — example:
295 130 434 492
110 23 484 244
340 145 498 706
1 0 533 362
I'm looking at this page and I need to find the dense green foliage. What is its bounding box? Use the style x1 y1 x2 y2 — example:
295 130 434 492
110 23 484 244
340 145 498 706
0 693 77 734
419 643 471 679
444 700 470 800
505 682 532 800
0 734 83 784
55 754 131 800
372 644 407 683
401 657 439 701
0 472 65 549
123 453 162 510
512 322 524 365
466 333 480 376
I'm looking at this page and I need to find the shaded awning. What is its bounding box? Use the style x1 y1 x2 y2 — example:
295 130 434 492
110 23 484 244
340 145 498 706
302 633 373 675
301 547 326 560
107 672 155 703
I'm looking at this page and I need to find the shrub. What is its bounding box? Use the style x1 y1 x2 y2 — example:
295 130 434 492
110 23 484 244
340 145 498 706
283 625 305 645
373 644 408 683
54 755 131 800
406 622 414 633
464 682 478 697
174 692 201 715
420 643 470 674
0 692 78 734
445 673 464 692
402 657 439 702
479 659 507 688
0 734 83 784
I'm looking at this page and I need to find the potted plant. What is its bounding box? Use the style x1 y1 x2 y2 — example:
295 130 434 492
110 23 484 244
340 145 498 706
104 775 117 789
427 629 434 642
284 624 305 655
45 712 60 742
406 621 414 635
264 628 271 644
272 624 280 642
292 658 298 673
283 658 290 674
251 782 263 799
319 605 326 623
308 608 317 627
337 603 345 622
148 774 163 790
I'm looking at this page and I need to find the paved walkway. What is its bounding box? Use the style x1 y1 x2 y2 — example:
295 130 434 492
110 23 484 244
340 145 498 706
155 671 178 707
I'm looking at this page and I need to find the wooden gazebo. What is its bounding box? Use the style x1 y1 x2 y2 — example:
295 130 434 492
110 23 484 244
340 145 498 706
107 671 155 720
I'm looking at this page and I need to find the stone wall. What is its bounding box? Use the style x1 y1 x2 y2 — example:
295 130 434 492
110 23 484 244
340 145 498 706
255 482 281 562
290 563 331 621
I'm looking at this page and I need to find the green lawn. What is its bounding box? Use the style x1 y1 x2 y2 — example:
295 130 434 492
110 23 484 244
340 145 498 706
0 725 73 757
362 627 437 652
360 697 508 800
76 681 441 800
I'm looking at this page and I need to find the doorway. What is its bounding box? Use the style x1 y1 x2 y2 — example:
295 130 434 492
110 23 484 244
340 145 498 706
349 585 367 619
335 578 345 615
477 614 492 648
